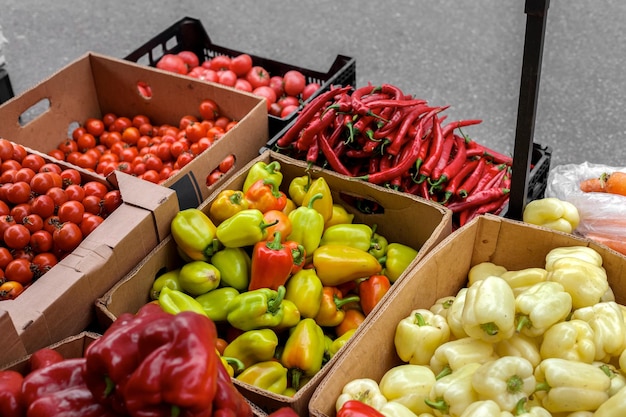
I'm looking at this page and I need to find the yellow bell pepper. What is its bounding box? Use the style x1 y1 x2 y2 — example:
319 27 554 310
515 281 572 337
209 189 250 224
467 262 507 286
540 319 596 363
336 378 387 412
301 177 333 223
545 245 603 270
235 361 288 395
380 401 420 417
570 301 626 362
447 287 469 339
471 356 536 412
534 358 611 413
547 256 609 309
325 203 355 229
462 276 516 343
378 364 436 415
429 337 498 376
425 362 481 417
500 267 548 296
522 197 580 233
313 244 382 286
494 332 542 368
458 400 515 417
223 329 279 369
394 309 451 366
594 385 626 416
429 296 455 319
328 328 356 359
280 318 325 391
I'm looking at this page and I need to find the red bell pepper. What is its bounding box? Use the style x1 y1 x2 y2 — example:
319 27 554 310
21 358 115 417
249 231 294 291
84 302 173 415
0 370 25 417
358 274 391 316
283 240 306 275
245 179 287 213
337 400 385 417
267 407 299 417
211 358 254 417
122 311 219 416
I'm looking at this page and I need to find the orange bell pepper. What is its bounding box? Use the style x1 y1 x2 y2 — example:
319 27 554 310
314 286 360 327
358 274 391 316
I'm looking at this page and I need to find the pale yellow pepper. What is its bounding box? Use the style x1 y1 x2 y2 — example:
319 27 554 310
467 262 507 286
462 276 516 343
494 332 542 368
594 362 626 397
540 319 596 363
545 245 603 270
523 197 580 233
547 257 609 309
515 281 572 337
378 364 436 415
429 295 456 319
500 267 548 296
512 398 552 417
380 401 419 417
335 378 387 412
394 309 451 366
571 301 626 362
425 362 481 417
446 287 469 339
459 400 514 417
534 357 611 413
429 337 498 376
593 385 626 416
471 356 536 412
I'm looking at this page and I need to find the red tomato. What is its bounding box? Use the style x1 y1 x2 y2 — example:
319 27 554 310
269 76 285 98
10 203 31 224
269 102 284 117
53 222 83 253
219 154 236 173
30 195 55 219
217 70 238 87
278 96 300 108
0 281 24 300
80 214 104 237
82 181 109 199
29 348 65 372
246 66 271 89
281 104 300 118
208 55 232 72
234 78 253 92
5 258 34 284
0 138 15 161
65 184 86 202
177 51 200 70
206 170 224 187
0 247 12 269
302 82 321 101
199 99 219 121
252 86 278 110
156 54 188 75
6 182 32 205
229 53 253 77
4 224 31 249
22 214 44 234
30 172 56 195
30 229 53 253
21 154 46 172
283 70 306 96
38 163 62 175
57 200 85 224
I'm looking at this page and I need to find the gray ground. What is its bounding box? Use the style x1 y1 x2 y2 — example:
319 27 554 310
1 1 625 169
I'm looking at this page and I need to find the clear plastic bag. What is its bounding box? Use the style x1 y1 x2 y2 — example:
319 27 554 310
546 162 626 254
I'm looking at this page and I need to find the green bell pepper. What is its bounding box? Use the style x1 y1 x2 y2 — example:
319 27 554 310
329 328 356 359
284 268 324 319
216 209 277 248
195 287 239 321
170 208 220 261
287 193 325 256
210 247 251 291
382 242 418 282
242 161 283 193
158 286 207 317
369 230 389 260
178 260 221 296
223 329 279 369
150 268 182 300
227 285 286 331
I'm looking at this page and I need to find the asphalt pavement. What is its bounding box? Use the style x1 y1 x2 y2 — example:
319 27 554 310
1 0 625 171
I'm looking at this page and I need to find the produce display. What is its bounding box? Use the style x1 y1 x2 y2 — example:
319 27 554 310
269 84 514 228
156 51 321 118
147 160 419 397
0 139 122 300
46 99 237 187
333 245 626 416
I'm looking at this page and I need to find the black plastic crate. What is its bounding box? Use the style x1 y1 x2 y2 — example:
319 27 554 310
124 17 356 139
0 67 15 105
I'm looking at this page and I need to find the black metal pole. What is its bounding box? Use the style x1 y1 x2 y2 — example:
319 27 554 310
507 0 550 220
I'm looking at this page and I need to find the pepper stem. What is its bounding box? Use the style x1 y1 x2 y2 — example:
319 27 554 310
480 322 500 336
266 232 283 250
268 285 286 314
171 405 181 417
514 398 529 416
424 398 449 413
515 315 531 333
334 294 360 310
223 356 246 374
291 368 304 391
507 375 524 394
435 365 452 380
306 193 324 209
534 381 551 394
414 312 427 327
104 376 115 397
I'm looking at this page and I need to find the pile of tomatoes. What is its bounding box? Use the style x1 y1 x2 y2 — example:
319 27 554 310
156 51 321 117
0 139 123 300
47 99 237 185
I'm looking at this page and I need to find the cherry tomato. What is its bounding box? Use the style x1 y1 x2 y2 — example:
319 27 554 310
60 169 82 187
30 195 55 219
57 200 85 224
199 99 219 121
0 281 24 300
206 170 224 187
0 138 15 161
103 190 122 215
219 154 236 173
5 258 34 285
82 195 104 216
38 163 63 175
10 203 31 224
4 224 31 249
0 200 9 216
6 182 32 205
30 229 53 253
229 53 253 77
53 222 83 253
85 117 105 136
30 172 57 195
278 96 300 108
46 187 69 209
65 184 86 202
29 348 65 372
32 252 58 275
21 154 46 172
0 247 12 269
234 78 253 92
82 181 109 199
281 104 300 118
22 214 44 234
80 214 104 237
246 66 271 89
15 167 36 184
156 54 188 75
269 102 284 117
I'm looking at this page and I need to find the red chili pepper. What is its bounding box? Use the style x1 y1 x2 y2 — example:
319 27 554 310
443 158 480 203
337 400 385 417
276 86 351 148
294 107 337 152
0 370 25 417
351 84 381 115
457 157 488 198
373 106 410 139
306 134 320 165
365 97 427 110
446 187 510 213
418 115 445 182
318 128 352 176
386 104 432 156
430 134 468 192
212 359 254 417
466 140 513 165
440 119 482 139
249 231 294 291
429 135 455 184
359 274 391 316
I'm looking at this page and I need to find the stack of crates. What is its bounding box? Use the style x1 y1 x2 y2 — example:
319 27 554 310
0 25 15 105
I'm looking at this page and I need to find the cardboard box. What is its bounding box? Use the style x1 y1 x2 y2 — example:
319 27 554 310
308 215 626 417
0 52 268 210
0 165 178 366
96 150 453 416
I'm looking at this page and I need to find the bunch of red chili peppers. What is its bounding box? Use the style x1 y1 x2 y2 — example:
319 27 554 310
0 303 256 417
274 84 514 227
